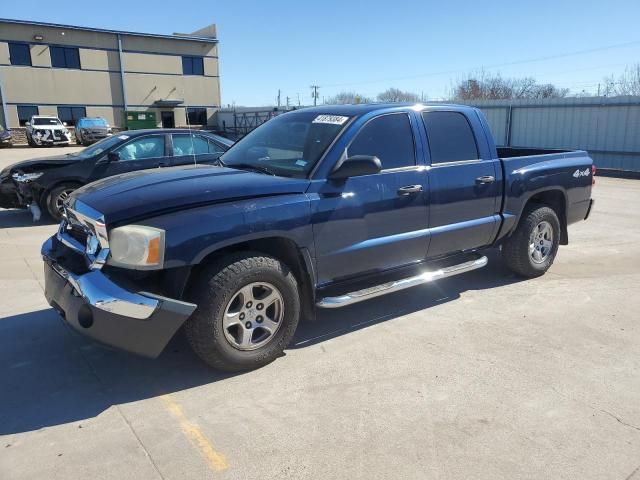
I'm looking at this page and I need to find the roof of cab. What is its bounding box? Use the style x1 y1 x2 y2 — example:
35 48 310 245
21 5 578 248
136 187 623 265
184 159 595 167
291 102 475 117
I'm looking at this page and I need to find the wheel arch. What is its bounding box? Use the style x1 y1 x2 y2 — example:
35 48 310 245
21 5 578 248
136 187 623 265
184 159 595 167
38 179 85 207
519 189 568 245
185 236 317 321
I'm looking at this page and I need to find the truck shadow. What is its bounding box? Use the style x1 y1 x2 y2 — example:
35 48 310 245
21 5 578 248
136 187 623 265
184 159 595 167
292 249 518 348
0 250 521 435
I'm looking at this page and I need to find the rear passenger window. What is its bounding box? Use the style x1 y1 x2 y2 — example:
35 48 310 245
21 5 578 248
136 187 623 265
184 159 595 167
422 111 478 163
348 114 415 169
172 134 210 156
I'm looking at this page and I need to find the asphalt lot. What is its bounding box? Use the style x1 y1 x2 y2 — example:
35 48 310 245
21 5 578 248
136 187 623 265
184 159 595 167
0 146 639 480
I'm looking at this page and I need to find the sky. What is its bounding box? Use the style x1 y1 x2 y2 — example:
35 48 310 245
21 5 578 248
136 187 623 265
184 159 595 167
3 0 640 106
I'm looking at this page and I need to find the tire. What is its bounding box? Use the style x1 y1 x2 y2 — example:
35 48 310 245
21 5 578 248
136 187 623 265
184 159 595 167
502 205 561 278
185 252 301 371
45 183 80 221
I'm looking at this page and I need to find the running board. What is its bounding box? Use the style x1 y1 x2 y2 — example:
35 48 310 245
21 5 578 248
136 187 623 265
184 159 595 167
316 255 488 308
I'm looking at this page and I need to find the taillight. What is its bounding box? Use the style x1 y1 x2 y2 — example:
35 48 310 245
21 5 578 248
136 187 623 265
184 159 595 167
592 164 596 185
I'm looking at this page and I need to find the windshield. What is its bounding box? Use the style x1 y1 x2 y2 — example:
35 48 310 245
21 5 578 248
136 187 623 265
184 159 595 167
69 134 128 158
221 111 351 178
33 117 62 126
80 118 108 127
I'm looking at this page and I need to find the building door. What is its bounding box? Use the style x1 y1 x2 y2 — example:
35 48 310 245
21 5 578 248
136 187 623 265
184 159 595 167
161 111 175 128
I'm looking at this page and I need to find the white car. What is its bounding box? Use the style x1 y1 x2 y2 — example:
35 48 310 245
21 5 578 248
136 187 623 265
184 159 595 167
26 116 72 147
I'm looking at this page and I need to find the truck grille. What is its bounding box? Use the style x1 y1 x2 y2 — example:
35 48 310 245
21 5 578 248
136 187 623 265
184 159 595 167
57 202 110 270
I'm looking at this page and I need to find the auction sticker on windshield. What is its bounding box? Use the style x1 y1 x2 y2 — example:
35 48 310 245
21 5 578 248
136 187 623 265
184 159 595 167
312 115 349 125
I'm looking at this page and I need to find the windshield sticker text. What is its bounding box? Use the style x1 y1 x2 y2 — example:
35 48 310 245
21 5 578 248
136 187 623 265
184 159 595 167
312 115 349 125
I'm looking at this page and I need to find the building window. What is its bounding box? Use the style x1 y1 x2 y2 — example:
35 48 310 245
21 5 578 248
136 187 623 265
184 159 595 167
182 56 204 75
9 43 32 66
57 106 87 126
50 46 81 69
186 108 207 125
17 105 39 126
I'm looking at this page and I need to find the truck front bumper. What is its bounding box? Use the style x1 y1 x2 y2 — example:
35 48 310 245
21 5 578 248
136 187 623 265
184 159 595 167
42 237 196 358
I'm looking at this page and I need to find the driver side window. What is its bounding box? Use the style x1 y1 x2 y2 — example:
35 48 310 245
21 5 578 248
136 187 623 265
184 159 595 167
114 136 165 161
348 114 416 170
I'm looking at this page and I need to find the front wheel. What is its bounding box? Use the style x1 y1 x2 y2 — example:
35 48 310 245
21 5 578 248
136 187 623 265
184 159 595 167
502 205 560 278
185 252 301 371
45 183 80 221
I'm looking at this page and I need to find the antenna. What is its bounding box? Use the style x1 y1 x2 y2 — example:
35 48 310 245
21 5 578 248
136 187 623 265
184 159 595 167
185 108 197 166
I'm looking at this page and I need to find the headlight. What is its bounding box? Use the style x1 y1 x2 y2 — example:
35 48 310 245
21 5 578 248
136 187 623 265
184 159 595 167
107 225 165 269
12 172 43 182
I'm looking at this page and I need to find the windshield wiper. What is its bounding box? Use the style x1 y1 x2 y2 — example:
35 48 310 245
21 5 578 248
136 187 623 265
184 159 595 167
229 163 277 176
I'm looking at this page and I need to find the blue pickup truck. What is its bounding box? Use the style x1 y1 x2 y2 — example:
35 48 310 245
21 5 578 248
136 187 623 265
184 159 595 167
41 103 594 371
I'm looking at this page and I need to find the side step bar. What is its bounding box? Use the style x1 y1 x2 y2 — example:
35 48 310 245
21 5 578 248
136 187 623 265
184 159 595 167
316 255 488 308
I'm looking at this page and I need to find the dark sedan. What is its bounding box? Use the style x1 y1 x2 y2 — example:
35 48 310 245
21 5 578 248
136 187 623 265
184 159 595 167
0 128 233 221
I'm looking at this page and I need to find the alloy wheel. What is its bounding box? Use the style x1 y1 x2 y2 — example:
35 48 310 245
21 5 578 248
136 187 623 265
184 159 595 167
222 282 284 351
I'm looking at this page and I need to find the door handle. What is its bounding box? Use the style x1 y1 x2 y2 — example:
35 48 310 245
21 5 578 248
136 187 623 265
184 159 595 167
397 185 423 196
475 175 495 184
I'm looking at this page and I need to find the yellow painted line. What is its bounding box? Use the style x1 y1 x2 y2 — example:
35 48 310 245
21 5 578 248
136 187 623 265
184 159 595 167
160 394 229 472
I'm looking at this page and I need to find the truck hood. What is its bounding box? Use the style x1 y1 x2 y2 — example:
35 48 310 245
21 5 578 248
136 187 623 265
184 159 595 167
4 154 81 174
70 164 311 224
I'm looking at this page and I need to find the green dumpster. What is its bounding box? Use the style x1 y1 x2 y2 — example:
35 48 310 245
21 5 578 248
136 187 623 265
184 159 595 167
123 111 157 130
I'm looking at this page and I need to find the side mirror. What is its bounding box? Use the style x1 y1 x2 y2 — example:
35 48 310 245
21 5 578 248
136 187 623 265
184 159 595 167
329 155 382 180
107 151 121 162
25 122 30 126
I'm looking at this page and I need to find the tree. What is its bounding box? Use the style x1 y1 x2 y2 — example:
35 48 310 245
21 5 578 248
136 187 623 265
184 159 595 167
452 71 569 100
602 64 640 96
376 88 421 103
324 91 372 105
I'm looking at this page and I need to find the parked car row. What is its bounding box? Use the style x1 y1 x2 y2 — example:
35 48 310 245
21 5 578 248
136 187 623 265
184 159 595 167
24 115 114 147
0 128 233 220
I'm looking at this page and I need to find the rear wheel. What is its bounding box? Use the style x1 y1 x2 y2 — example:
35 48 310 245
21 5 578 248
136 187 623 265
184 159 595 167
185 252 301 371
45 183 80 221
502 205 560 277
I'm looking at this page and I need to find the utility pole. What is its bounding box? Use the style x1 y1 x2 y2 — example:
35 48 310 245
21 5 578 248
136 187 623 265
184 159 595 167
310 85 320 106
277 89 281 108
286 96 290 109
297 93 301 107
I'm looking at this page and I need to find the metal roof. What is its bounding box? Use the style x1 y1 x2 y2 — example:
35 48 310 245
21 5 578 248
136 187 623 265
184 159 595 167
0 18 218 43
291 102 475 116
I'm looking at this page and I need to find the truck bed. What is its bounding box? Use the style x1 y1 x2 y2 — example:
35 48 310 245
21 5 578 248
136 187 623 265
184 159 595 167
497 146 574 158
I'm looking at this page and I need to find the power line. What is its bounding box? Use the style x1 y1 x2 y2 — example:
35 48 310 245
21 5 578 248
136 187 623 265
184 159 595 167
318 39 640 89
